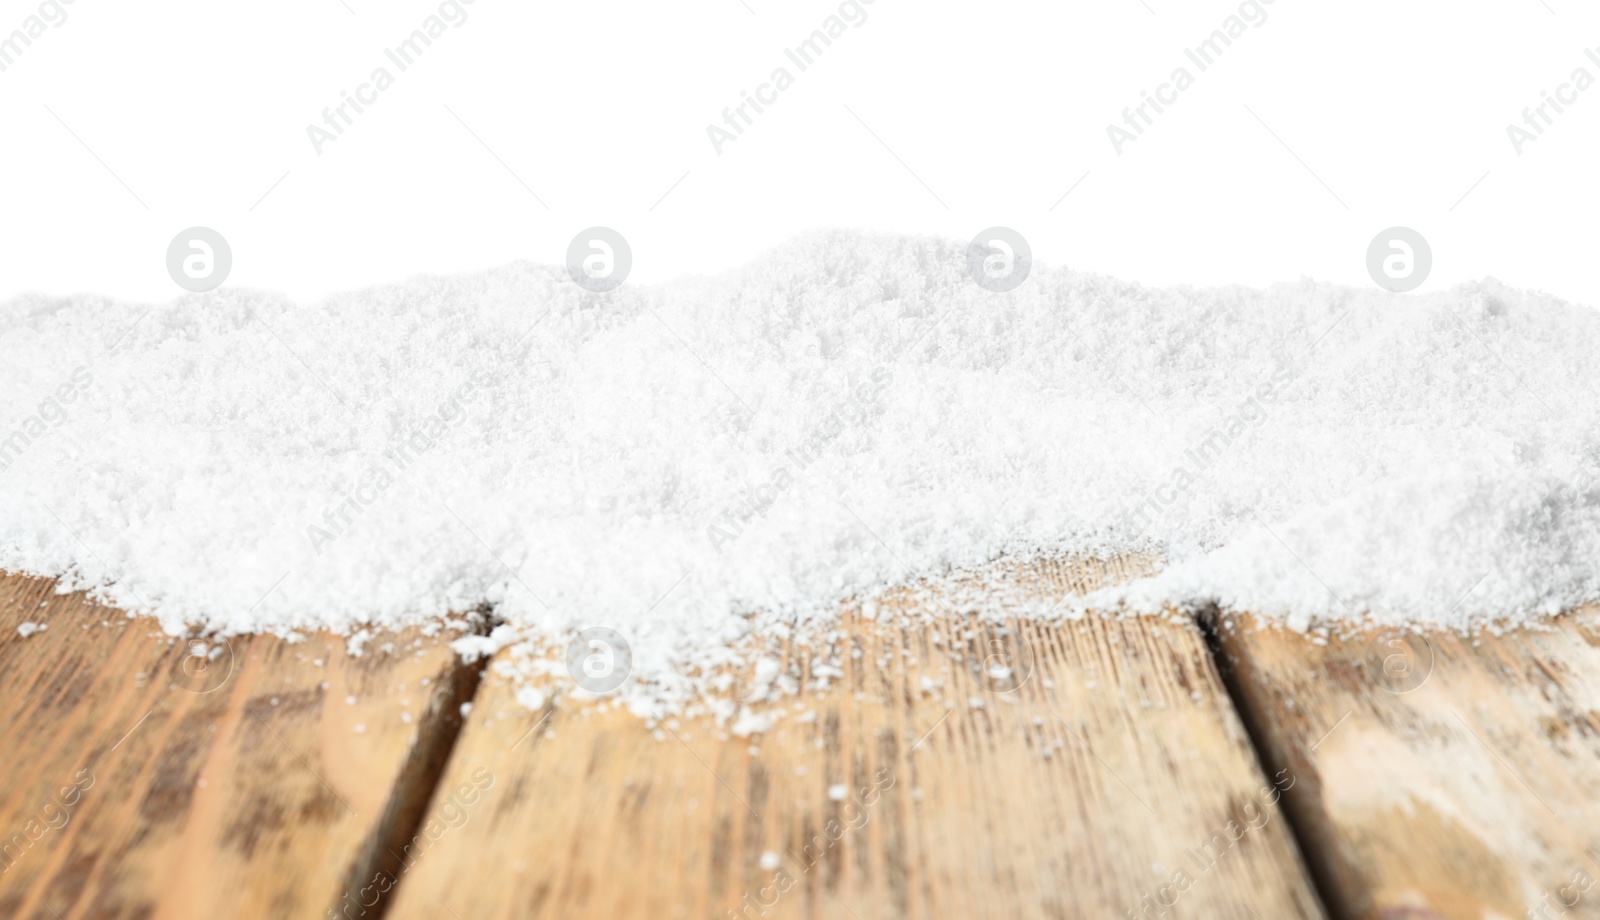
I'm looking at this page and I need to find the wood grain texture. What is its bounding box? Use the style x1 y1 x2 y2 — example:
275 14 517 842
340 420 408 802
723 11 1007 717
388 557 1326 920
0 572 481 920
1216 609 1600 920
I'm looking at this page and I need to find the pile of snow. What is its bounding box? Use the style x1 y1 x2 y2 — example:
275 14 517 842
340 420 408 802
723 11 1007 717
3 231 1598 710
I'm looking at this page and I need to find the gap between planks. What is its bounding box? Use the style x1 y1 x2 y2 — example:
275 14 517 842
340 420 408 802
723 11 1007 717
381 556 1326 920
1214 607 1600 920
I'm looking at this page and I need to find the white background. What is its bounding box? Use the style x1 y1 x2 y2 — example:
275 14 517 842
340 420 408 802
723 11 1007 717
1 0 1596 306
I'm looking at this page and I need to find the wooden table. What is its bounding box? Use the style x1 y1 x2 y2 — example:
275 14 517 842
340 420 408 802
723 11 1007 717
3 561 1598 920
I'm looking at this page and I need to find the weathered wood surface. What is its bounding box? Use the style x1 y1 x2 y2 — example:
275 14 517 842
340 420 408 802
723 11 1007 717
0 572 480 920
387 557 1325 920
1216 608 1600 920
31 551 1600 920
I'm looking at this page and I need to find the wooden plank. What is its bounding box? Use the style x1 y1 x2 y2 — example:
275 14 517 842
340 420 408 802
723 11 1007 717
1215 608 1600 920
387 557 1327 920
0 572 482 920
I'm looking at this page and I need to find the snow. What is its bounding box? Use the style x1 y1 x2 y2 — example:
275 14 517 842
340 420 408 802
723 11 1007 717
4 230 1599 713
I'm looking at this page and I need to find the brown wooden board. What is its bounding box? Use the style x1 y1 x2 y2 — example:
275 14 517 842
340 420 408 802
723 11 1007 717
387 558 1326 920
0 572 482 920
1215 608 1600 920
